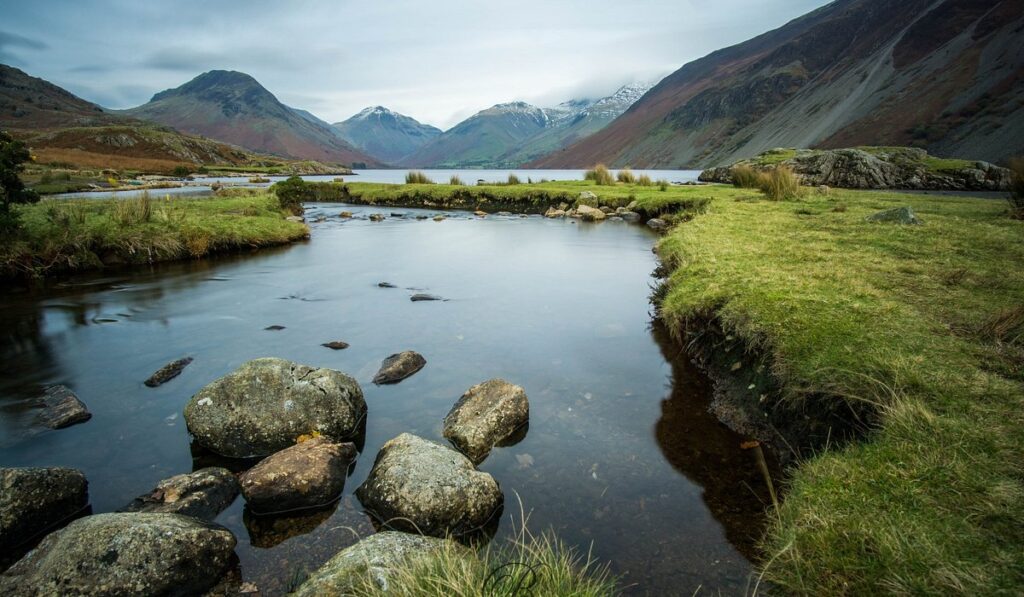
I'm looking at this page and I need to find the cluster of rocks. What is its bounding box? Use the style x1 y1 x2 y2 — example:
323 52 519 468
543 191 644 224
3 347 532 592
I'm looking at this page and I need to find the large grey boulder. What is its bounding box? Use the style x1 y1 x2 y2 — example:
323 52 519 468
121 467 239 521
372 351 426 385
34 385 91 429
0 513 236 596
184 358 366 458
443 379 529 463
865 206 923 225
240 437 356 515
1 467 88 554
356 433 503 537
294 531 456 596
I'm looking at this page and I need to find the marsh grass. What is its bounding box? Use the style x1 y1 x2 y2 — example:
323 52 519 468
758 167 803 200
112 192 153 226
507 173 521 185
616 168 636 184
731 165 764 189
656 187 1024 594
584 164 614 186
449 175 465 186
657 179 669 191
636 174 653 186
405 171 435 184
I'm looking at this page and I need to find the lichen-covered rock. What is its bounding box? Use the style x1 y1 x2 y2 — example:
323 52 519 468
865 206 923 225
372 351 426 385
240 437 356 515
294 531 456 596
34 385 91 429
0 513 236 596
184 358 366 458
1 467 88 554
443 379 529 463
576 204 607 222
355 433 503 537
577 191 599 207
121 467 239 521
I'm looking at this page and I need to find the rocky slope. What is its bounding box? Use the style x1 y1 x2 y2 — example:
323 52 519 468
699 147 1011 191
333 106 441 164
532 0 1024 168
124 70 381 166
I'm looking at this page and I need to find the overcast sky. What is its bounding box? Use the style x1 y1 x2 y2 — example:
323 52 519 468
1 0 831 129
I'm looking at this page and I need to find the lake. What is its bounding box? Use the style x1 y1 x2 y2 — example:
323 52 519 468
0 202 773 594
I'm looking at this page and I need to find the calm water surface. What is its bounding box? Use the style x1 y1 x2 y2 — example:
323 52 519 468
0 204 772 595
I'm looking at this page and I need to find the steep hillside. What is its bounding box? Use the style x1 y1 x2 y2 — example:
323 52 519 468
333 106 441 164
0 63 122 129
532 0 1024 168
124 70 380 166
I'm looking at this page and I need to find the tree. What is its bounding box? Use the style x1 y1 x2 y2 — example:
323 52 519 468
0 131 40 231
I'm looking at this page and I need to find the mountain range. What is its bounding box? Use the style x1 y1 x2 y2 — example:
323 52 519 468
532 0 1024 168
332 107 442 164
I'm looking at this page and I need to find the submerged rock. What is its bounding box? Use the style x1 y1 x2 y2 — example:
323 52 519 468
264 325 286 331
372 351 426 385
295 531 457 596
0 467 89 554
576 204 606 221
340 211 354 218
144 357 193 387
369 213 385 222
34 385 91 429
322 341 350 350
0 513 236 596
410 293 443 302
619 211 641 223
184 358 366 458
239 437 356 515
244 502 338 549
865 206 923 225
443 379 530 463
355 433 502 537
377 282 397 288
120 467 239 521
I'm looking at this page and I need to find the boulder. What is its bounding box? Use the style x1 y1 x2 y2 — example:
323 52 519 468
577 191 599 207
1 467 88 553
239 437 356 515
647 218 669 231
369 214 385 222
372 351 426 385
34 385 91 429
322 341 350 350
432 215 446 222
294 532 456 596
340 211 354 218
144 357 193 387
619 211 641 223
865 206 923 225
184 358 366 458
576 205 607 222
544 207 566 218
443 379 529 463
599 206 615 215
474 210 488 217
120 468 239 521
0 513 236 596
355 433 502 537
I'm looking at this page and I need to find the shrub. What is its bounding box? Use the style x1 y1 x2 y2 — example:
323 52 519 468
1008 157 1024 219
507 173 521 185
449 175 464 186
637 174 653 186
616 168 636 184
272 175 312 214
405 171 434 184
584 164 614 186
731 165 764 189
657 179 670 191
172 165 192 178
0 131 40 231
758 166 803 200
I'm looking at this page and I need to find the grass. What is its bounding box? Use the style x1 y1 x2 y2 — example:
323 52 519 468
616 168 636 184
406 171 435 184
731 165 763 189
584 164 615 186
1009 157 1024 219
758 166 803 200
1 191 307 277
655 185 1024 594
449 175 465 186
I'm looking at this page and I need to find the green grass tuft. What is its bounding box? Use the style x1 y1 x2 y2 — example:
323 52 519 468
616 168 636 184
507 173 521 185
405 171 435 184
757 166 803 201
584 164 615 186
449 175 465 186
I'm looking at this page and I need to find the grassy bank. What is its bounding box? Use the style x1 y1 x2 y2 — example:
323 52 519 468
1 192 308 277
655 186 1024 593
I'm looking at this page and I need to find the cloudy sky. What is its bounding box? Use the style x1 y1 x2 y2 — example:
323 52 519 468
1 0 830 129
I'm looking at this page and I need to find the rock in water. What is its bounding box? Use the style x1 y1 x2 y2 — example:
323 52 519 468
239 437 356 515
322 341 350 350
372 351 426 385
264 325 286 331
35 385 91 429
355 433 502 537
0 513 236 596
184 358 366 458
120 468 239 521
647 218 668 231
443 379 530 463
410 293 443 302
295 532 456 596
144 357 193 387
619 210 641 223
0 467 89 554
575 204 607 221
865 206 923 225
377 282 397 288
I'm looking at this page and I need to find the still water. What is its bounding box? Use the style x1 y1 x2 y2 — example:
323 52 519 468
0 203 771 595
53 169 703 200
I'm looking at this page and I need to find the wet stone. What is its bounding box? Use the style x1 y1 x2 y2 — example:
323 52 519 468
410 293 443 302
1 467 89 555
239 437 357 515
120 467 239 521
322 341 350 350
34 385 91 429
144 357 193 387
443 379 530 463
372 351 426 385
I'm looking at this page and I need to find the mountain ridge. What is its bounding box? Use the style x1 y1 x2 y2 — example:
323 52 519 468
332 106 442 164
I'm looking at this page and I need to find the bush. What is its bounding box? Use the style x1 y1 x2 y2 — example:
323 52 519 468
637 174 653 186
616 168 636 184
758 166 803 200
272 175 312 214
0 131 40 232
449 175 464 186
507 173 521 185
171 165 192 178
1008 157 1024 219
584 164 614 186
405 171 434 184
731 165 764 189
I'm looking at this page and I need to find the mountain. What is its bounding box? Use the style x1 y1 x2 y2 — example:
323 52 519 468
400 84 652 168
1 63 124 129
333 106 442 164
124 70 380 166
531 0 1024 168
